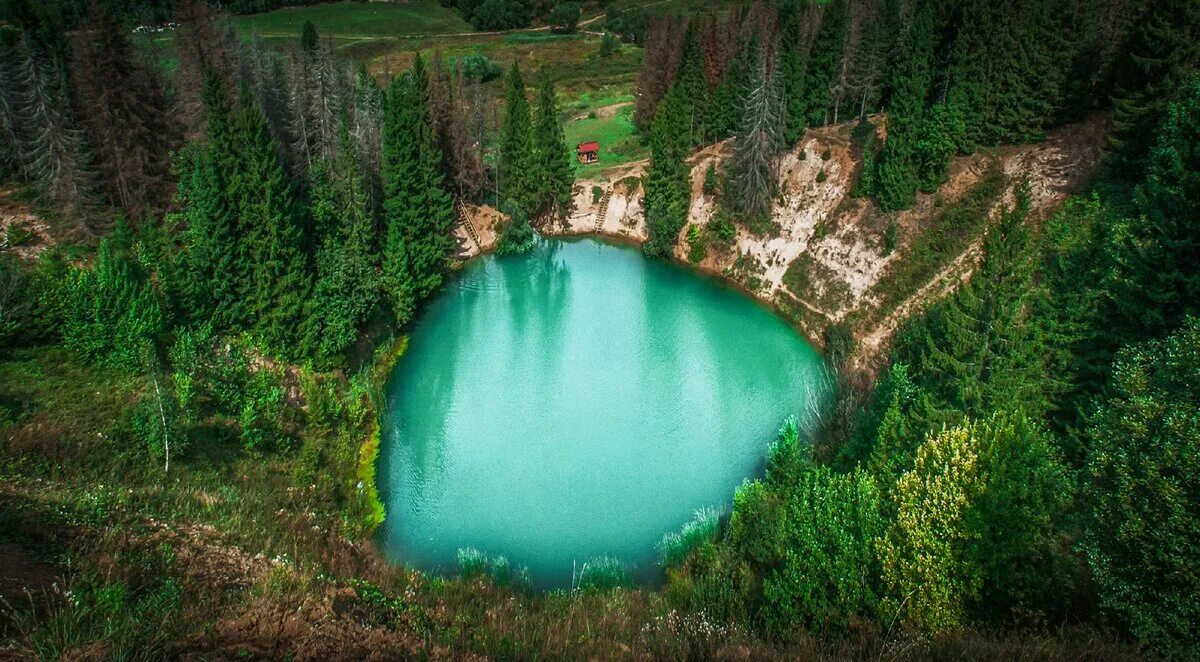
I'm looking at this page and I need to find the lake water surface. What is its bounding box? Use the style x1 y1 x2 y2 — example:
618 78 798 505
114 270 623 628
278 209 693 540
378 238 829 588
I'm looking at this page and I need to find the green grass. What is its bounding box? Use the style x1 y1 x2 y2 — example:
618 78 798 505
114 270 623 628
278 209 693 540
232 0 472 40
563 102 645 179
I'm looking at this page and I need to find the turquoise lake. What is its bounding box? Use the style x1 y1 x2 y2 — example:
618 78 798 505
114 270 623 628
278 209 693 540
377 238 830 588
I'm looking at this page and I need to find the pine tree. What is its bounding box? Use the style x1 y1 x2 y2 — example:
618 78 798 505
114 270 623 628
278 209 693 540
634 15 684 129
875 0 935 211
912 183 1057 424
674 25 708 146
797 0 848 128
642 84 691 258
311 124 380 364
15 32 103 234
381 54 456 325
1109 0 1200 176
71 2 176 218
1112 75 1200 339
498 61 538 216
230 85 312 357
532 71 573 218
779 1 814 145
727 41 784 226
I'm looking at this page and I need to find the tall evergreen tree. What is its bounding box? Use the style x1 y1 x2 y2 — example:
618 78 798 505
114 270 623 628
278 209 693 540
311 124 379 364
1111 75 1200 340
797 0 847 128
642 84 691 258
15 31 102 234
727 41 784 226
380 54 455 325
674 25 708 146
71 2 176 218
230 85 312 356
875 0 935 211
498 61 538 216
532 71 573 218
779 1 814 144
907 183 1057 426
1108 0 1200 176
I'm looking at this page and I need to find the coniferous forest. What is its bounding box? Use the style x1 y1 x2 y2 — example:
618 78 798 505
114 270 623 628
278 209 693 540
1 0 1199 659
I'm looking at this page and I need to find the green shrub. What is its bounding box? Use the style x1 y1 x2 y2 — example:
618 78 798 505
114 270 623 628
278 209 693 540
685 224 707 264
598 32 620 58
816 169 828 183
821 148 832 161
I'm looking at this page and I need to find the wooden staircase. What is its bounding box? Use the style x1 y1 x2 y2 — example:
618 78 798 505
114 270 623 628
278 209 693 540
593 189 612 232
456 200 481 252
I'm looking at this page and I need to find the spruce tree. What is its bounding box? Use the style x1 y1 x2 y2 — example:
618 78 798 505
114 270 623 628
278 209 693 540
643 84 691 258
1109 0 1200 176
779 2 814 145
875 0 935 211
912 183 1056 424
311 124 379 364
499 61 538 217
1112 75 1200 339
71 3 176 218
532 71 573 218
231 85 312 357
727 42 784 227
797 0 848 128
381 54 455 325
674 25 708 146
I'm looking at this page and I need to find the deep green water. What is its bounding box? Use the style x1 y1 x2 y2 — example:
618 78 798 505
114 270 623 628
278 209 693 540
378 238 829 588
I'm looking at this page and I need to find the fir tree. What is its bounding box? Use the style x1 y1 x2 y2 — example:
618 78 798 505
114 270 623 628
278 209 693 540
874 0 935 211
532 71 573 218
674 25 708 146
1109 0 1200 176
71 2 176 218
231 85 312 357
381 54 456 325
642 84 692 258
797 0 848 128
311 124 379 364
726 41 784 227
498 61 538 216
779 1 814 145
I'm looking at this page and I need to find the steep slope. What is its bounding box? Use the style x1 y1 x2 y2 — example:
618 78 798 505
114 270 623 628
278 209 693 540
452 115 1108 368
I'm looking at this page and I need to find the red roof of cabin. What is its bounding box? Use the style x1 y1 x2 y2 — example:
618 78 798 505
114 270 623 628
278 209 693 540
577 141 599 153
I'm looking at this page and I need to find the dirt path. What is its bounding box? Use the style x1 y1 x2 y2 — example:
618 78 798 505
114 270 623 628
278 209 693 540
573 101 633 121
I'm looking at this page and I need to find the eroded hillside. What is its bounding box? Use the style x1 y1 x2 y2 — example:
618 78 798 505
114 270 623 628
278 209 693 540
457 115 1107 369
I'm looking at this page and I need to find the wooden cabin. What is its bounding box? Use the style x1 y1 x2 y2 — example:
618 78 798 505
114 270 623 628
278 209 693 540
576 141 600 164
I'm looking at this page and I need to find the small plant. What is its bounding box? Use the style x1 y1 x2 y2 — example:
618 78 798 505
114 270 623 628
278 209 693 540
884 219 897 255
821 148 832 161
587 111 597 119
591 185 604 203
798 149 807 161
458 548 532 590
3 222 35 247
702 162 718 197
686 224 707 264
598 32 620 58
816 169 828 184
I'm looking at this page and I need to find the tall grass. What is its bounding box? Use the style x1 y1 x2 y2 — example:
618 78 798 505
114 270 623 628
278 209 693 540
573 557 630 592
457 548 532 591
657 506 725 569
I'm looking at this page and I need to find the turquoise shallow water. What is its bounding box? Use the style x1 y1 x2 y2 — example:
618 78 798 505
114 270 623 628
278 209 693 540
378 238 829 588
